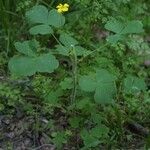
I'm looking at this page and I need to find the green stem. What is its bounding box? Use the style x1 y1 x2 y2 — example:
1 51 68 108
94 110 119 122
6 29 10 55
79 43 109 62
71 46 77 104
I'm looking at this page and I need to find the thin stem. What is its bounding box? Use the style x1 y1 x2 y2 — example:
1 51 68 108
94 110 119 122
2 10 20 17
79 43 109 62
39 0 53 9
70 46 78 104
51 33 68 53
52 33 62 46
6 29 10 55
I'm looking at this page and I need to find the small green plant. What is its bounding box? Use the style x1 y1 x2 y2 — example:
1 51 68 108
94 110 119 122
0 83 22 112
0 1 149 149
105 19 144 43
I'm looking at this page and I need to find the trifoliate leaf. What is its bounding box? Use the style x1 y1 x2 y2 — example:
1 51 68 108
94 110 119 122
124 75 146 94
26 6 65 35
14 40 39 56
105 20 144 44
79 69 117 104
29 24 53 35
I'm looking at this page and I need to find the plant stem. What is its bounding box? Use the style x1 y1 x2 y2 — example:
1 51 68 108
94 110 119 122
79 43 109 62
71 46 78 104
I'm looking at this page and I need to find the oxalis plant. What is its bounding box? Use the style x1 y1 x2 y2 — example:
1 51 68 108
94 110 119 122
8 3 147 149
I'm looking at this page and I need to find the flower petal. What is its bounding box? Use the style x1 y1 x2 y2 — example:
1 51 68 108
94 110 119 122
62 7 68 12
56 4 63 9
64 3 69 8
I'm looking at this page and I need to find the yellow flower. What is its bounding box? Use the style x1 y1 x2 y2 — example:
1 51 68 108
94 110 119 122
56 3 69 13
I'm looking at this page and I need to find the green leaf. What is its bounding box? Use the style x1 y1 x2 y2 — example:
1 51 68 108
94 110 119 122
79 75 96 92
75 98 94 110
8 53 59 77
0 103 5 111
56 45 90 56
106 34 124 44
91 113 102 125
75 46 91 56
95 69 116 104
35 53 59 73
26 6 65 35
52 131 67 149
121 20 144 34
80 129 100 148
105 20 124 33
94 82 115 104
45 89 63 105
79 69 117 104
29 24 53 35
59 34 78 47
48 9 65 28
14 40 39 56
25 5 48 24
90 125 109 138
60 78 73 90
105 20 144 43
55 45 69 56
96 69 116 82
69 117 81 128
105 20 144 34
124 75 146 94
8 56 37 76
